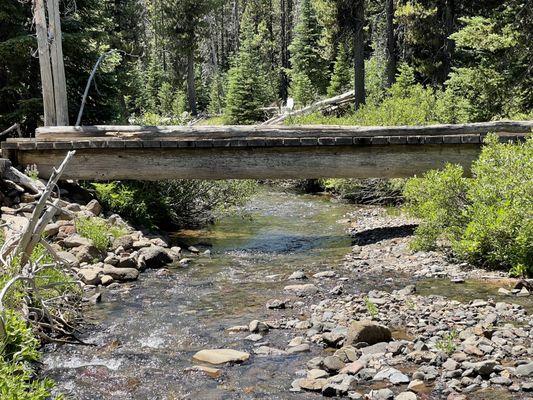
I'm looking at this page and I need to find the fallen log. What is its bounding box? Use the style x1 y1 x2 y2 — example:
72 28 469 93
262 90 355 125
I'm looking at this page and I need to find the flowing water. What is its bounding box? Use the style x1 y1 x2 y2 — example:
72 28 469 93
43 190 363 399
42 189 529 399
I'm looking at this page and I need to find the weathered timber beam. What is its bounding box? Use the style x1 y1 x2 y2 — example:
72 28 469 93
15 145 481 181
34 121 533 141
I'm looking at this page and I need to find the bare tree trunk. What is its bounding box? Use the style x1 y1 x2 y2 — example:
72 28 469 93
353 0 366 109
34 0 56 126
442 0 455 82
187 48 197 116
279 0 289 101
385 0 396 87
46 0 69 125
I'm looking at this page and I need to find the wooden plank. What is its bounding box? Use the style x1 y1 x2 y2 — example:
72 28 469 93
16 144 482 181
34 121 533 140
34 0 56 126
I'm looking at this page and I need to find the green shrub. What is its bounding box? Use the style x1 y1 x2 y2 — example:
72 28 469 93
93 180 258 229
76 217 126 251
404 134 533 274
0 311 55 399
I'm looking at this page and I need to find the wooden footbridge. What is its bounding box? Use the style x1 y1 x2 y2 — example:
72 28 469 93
1 121 531 180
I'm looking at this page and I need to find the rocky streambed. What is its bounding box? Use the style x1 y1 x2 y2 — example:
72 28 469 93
34 190 531 399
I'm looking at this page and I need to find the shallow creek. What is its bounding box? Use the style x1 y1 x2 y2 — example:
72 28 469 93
41 190 527 399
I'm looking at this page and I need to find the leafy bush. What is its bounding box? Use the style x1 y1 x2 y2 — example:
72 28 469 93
288 64 470 126
93 180 258 230
0 311 55 399
75 217 126 251
404 134 533 274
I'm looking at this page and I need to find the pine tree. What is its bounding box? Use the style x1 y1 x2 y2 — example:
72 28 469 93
208 73 226 115
327 43 352 97
224 9 269 124
288 0 328 105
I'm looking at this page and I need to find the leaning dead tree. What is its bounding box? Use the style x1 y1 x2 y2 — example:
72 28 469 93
0 151 83 344
263 90 355 125
34 0 69 126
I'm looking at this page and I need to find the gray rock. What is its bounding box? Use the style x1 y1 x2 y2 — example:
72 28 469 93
368 388 394 400
515 362 533 377
244 333 263 342
266 299 286 309
284 284 318 296
112 235 134 251
313 270 336 279
85 199 102 216
102 264 139 281
57 251 80 268
253 346 287 356
78 267 102 285
345 320 392 346
323 355 345 372
462 360 497 377
63 234 92 248
287 344 310 354
288 270 307 280
138 246 172 268
249 320 269 333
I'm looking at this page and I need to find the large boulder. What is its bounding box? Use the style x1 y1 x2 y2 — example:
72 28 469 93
192 349 250 365
345 320 392 346
138 246 172 269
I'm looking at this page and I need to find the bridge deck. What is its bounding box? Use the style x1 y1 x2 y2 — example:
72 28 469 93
1 122 530 180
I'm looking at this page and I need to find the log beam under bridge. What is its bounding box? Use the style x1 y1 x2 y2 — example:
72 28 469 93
1 122 531 180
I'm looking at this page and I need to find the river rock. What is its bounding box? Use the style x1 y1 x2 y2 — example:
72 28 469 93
249 320 269 333
288 344 310 354
72 244 103 263
43 222 59 237
188 365 222 378
368 388 394 400
308 369 329 379
266 299 286 309
462 360 497 377
57 251 80 268
78 267 102 285
298 378 328 391
345 320 392 347
497 288 511 296
395 392 417 400
85 199 102 216
116 254 137 269
112 235 134 251
313 270 336 279
138 245 172 268
515 362 533 377
288 270 307 280
284 284 318 296
63 234 92 248
192 349 250 365
102 264 139 281
254 346 288 356
323 355 345 372
100 274 114 285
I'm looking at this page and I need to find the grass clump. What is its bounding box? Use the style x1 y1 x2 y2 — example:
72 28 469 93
75 217 127 252
364 296 379 318
435 330 458 355
404 134 532 275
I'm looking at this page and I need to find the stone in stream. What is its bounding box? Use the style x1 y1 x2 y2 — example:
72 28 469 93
287 344 310 354
368 388 394 400
254 346 288 356
138 245 172 268
102 264 139 282
322 355 345 373
187 365 222 378
497 287 511 296
249 320 269 333
284 284 318 296
297 378 328 392
313 270 336 279
288 270 307 280
345 320 392 346
111 235 134 251
244 333 263 342
308 369 329 379
266 299 286 309
78 267 102 285
192 349 250 365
